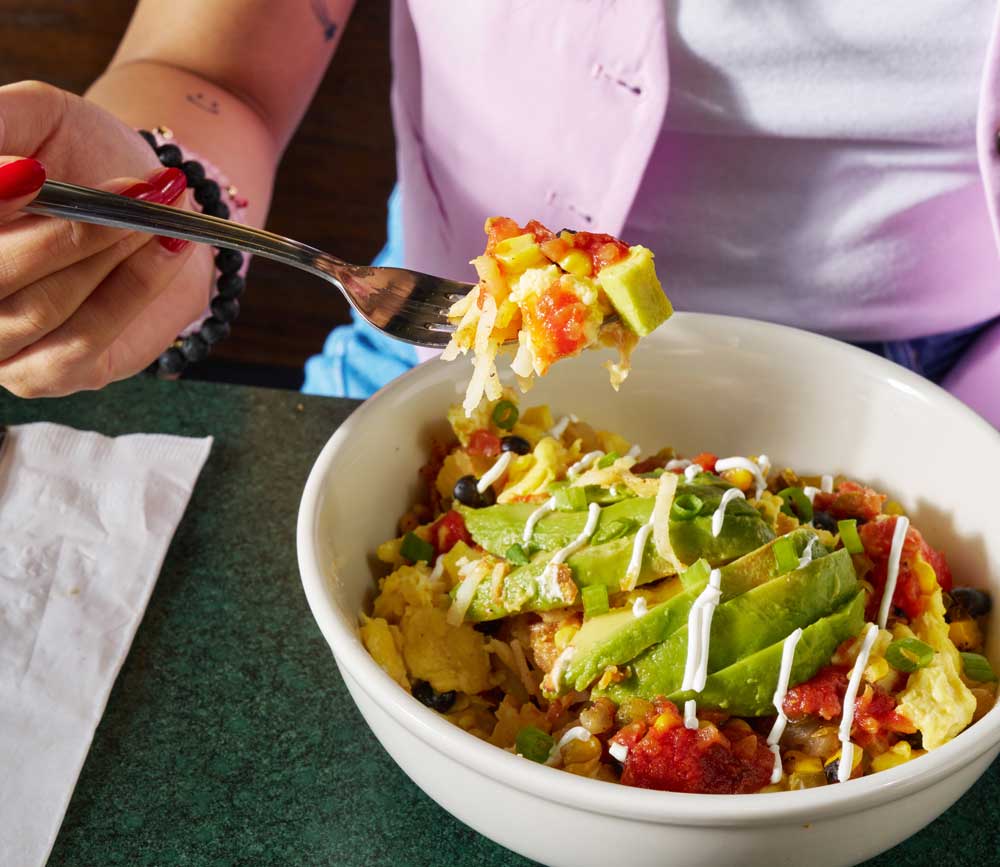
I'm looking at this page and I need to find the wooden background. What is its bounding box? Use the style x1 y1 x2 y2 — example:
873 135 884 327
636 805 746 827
0 0 395 389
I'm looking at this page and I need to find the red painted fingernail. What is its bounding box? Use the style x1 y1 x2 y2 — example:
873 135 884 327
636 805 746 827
157 236 190 254
0 158 46 200
141 167 187 204
120 180 156 199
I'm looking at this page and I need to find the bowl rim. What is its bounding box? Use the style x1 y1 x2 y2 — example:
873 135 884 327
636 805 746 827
297 312 1000 827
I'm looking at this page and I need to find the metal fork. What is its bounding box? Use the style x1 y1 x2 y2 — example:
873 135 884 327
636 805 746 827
25 180 469 347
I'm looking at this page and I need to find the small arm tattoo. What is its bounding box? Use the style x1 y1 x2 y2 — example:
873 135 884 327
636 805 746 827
310 0 338 41
186 92 220 115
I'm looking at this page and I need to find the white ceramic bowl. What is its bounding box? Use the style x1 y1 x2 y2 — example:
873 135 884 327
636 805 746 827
297 313 1000 867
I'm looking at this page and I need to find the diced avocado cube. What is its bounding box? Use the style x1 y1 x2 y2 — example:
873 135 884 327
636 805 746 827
597 246 672 337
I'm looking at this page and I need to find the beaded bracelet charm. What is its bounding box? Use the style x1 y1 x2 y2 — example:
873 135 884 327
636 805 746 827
138 127 249 377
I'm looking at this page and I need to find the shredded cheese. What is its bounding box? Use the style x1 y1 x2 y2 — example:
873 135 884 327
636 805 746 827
446 558 491 625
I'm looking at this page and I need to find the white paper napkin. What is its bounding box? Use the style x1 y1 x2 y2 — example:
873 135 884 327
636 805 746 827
0 422 212 866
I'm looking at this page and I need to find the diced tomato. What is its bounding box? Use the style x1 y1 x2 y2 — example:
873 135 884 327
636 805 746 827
568 231 630 272
467 429 502 457
428 510 473 556
483 216 525 253
783 665 849 721
690 452 718 473
529 283 593 362
852 685 916 752
859 516 953 621
612 699 774 794
812 480 886 522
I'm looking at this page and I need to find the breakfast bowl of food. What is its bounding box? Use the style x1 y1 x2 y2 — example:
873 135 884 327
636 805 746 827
296 309 998 867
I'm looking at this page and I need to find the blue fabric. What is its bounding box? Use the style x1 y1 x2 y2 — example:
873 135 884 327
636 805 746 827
302 185 417 398
853 316 999 384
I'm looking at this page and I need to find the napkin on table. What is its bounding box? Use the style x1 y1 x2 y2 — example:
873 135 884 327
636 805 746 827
0 422 212 867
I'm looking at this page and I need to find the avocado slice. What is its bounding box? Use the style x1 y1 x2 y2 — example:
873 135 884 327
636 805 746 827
597 246 672 337
459 482 774 565
668 589 867 716
599 548 858 704
460 528 674 621
557 560 712 693
457 497 653 558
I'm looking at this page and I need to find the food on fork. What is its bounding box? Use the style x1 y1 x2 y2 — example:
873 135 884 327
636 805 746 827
443 218 673 415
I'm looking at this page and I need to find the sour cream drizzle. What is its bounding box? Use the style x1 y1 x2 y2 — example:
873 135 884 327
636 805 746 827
803 486 820 504
766 627 804 784
684 699 699 730
568 450 603 479
681 568 723 695
632 596 648 618
714 456 769 498
797 536 819 570
877 516 910 629
821 474 834 493
609 741 629 762
711 487 746 537
477 450 514 493
547 645 576 693
542 502 601 598
683 464 704 483
838 623 879 783
522 496 556 544
546 725 592 765
549 414 578 439
627 444 642 459
666 459 692 471
625 519 655 588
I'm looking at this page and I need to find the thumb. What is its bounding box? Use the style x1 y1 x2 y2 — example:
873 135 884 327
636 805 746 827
0 156 45 223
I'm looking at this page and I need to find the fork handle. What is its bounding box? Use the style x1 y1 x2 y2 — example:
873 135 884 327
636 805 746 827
25 180 350 282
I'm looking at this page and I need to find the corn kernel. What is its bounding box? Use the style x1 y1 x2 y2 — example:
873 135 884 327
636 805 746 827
557 249 592 278
562 735 601 765
949 618 983 652
884 501 906 516
871 741 913 773
913 554 939 593
494 233 546 273
865 656 891 683
554 625 579 650
653 713 676 733
721 468 755 492
785 751 824 775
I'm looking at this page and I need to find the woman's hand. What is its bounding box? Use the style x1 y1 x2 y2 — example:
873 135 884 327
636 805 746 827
0 80 214 398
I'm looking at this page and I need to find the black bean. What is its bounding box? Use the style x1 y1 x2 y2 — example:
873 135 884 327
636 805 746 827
500 435 531 455
412 680 456 713
812 510 837 533
951 587 992 618
453 475 495 508
824 758 841 784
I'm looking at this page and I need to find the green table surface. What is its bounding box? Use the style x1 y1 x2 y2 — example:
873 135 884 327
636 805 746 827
2 376 995 867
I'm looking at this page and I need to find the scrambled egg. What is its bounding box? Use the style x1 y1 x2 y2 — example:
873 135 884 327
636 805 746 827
361 560 494 696
499 436 576 503
897 584 977 750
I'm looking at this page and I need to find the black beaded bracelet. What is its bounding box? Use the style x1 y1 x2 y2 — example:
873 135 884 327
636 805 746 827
138 127 247 377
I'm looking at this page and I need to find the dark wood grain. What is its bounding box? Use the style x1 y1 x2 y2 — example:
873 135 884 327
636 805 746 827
0 0 396 386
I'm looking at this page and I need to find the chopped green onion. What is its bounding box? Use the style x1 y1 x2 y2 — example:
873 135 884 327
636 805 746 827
597 451 620 469
505 543 530 566
639 468 666 478
670 493 704 521
838 519 865 554
591 517 637 546
491 400 519 431
400 532 435 563
582 584 610 619
515 725 555 763
553 485 588 511
885 638 935 673
778 487 814 524
773 536 799 574
961 652 998 683
680 558 712 590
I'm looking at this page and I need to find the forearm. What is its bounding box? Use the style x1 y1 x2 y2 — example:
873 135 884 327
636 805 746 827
86 0 356 228
87 60 278 229
942 320 1000 429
